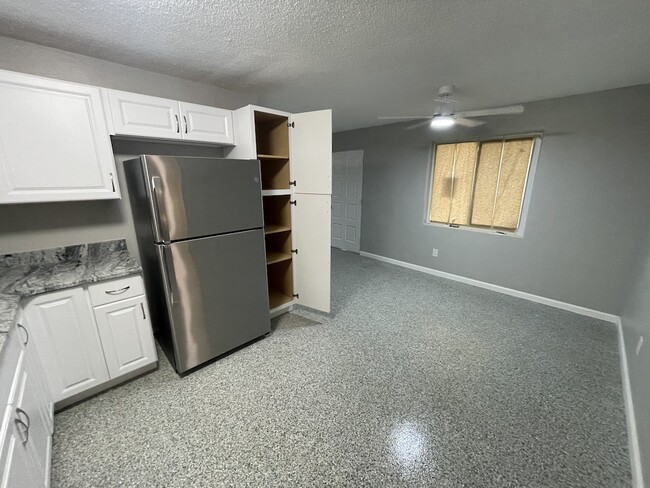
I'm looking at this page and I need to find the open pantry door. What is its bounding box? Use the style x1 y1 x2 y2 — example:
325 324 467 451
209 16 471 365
289 110 332 195
292 193 331 313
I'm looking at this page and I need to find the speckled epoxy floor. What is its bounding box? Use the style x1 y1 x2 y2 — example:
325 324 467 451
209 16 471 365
51 249 631 487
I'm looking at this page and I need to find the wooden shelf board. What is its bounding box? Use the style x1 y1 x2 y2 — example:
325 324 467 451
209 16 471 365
266 251 292 265
264 224 291 235
262 189 291 196
268 287 293 309
258 154 289 160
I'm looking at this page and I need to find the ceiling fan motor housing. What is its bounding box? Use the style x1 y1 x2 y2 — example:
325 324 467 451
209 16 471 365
437 85 455 99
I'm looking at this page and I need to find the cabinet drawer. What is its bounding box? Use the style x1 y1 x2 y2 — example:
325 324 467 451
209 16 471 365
88 275 144 307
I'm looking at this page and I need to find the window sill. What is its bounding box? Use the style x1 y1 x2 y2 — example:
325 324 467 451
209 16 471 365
424 221 525 238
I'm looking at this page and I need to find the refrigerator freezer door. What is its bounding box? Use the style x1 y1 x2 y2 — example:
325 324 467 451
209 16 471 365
158 229 270 373
143 156 264 243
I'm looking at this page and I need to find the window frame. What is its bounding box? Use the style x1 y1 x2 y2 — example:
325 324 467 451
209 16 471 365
423 133 543 238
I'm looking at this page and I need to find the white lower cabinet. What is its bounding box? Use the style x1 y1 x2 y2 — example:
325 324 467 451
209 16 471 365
93 296 156 378
21 275 157 406
23 288 110 403
0 325 53 488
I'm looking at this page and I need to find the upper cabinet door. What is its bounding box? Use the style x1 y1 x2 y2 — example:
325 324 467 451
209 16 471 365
292 193 331 313
289 109 332 195
0 70 119 204
107 89 182 140
179 102 234 145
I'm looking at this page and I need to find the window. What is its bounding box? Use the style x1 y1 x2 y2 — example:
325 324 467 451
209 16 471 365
428 136 538 234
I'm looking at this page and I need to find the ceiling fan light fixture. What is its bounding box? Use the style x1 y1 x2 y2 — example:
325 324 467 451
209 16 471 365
431 115 455 128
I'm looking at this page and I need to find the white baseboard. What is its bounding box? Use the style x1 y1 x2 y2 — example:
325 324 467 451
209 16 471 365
359 251 619 323
360 250 643 485
617 318 645 488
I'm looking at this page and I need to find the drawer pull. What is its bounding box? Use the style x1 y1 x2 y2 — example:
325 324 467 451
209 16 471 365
105 286 131 295
17 323 29 345
15 408 30 444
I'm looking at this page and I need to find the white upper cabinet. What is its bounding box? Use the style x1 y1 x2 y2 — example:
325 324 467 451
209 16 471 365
179 101 234 145
290 110 332 195
106 90 234 145
107 89 181 140
0 69 119 204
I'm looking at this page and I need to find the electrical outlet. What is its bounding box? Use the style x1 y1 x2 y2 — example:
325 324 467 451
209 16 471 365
636 336 644 356
432 248 439 257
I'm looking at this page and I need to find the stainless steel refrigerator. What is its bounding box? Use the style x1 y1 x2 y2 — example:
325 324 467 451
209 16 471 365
124 155 270 374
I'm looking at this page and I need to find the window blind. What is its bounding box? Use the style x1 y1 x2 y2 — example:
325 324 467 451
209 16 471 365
430 137 535 232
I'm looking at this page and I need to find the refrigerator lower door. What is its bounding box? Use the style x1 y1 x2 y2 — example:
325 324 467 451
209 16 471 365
158 229 270 373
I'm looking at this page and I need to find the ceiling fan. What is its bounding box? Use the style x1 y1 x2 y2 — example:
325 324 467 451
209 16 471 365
378 85 524 129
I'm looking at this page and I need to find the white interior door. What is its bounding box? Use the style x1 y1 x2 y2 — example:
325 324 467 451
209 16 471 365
293 193 331 313
289 110 332 195
331 150 363 253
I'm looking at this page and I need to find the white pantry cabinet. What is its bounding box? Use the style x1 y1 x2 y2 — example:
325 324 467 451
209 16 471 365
22 275 157 408
106 89 234 145
224 105 332 315
0 69 120 204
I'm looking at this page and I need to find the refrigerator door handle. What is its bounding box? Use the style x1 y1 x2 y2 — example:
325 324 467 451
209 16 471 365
151 176 171 244
158 246 178 305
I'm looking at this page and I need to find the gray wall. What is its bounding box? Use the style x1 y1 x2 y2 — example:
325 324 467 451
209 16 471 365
621 230 650 485
0 36 258 258
333 84 650 316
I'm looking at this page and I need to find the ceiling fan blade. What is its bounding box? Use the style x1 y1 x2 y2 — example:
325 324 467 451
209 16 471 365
455 104 524 118
455 117 485 128
377 116 432 120
405 120 432 130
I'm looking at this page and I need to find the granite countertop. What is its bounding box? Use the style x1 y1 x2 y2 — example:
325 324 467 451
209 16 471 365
0 240 141 351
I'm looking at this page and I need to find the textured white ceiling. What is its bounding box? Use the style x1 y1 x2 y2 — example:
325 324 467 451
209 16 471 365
0 0 649 131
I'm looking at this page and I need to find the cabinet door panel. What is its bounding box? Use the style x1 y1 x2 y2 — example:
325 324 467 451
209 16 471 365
0 69 118 203
14 361 50 486
292 194 331 313
289 110 332 195
0 405 40 488
108 89 181 140
23 288 109 403
93 296 157 379
179 102 234 145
